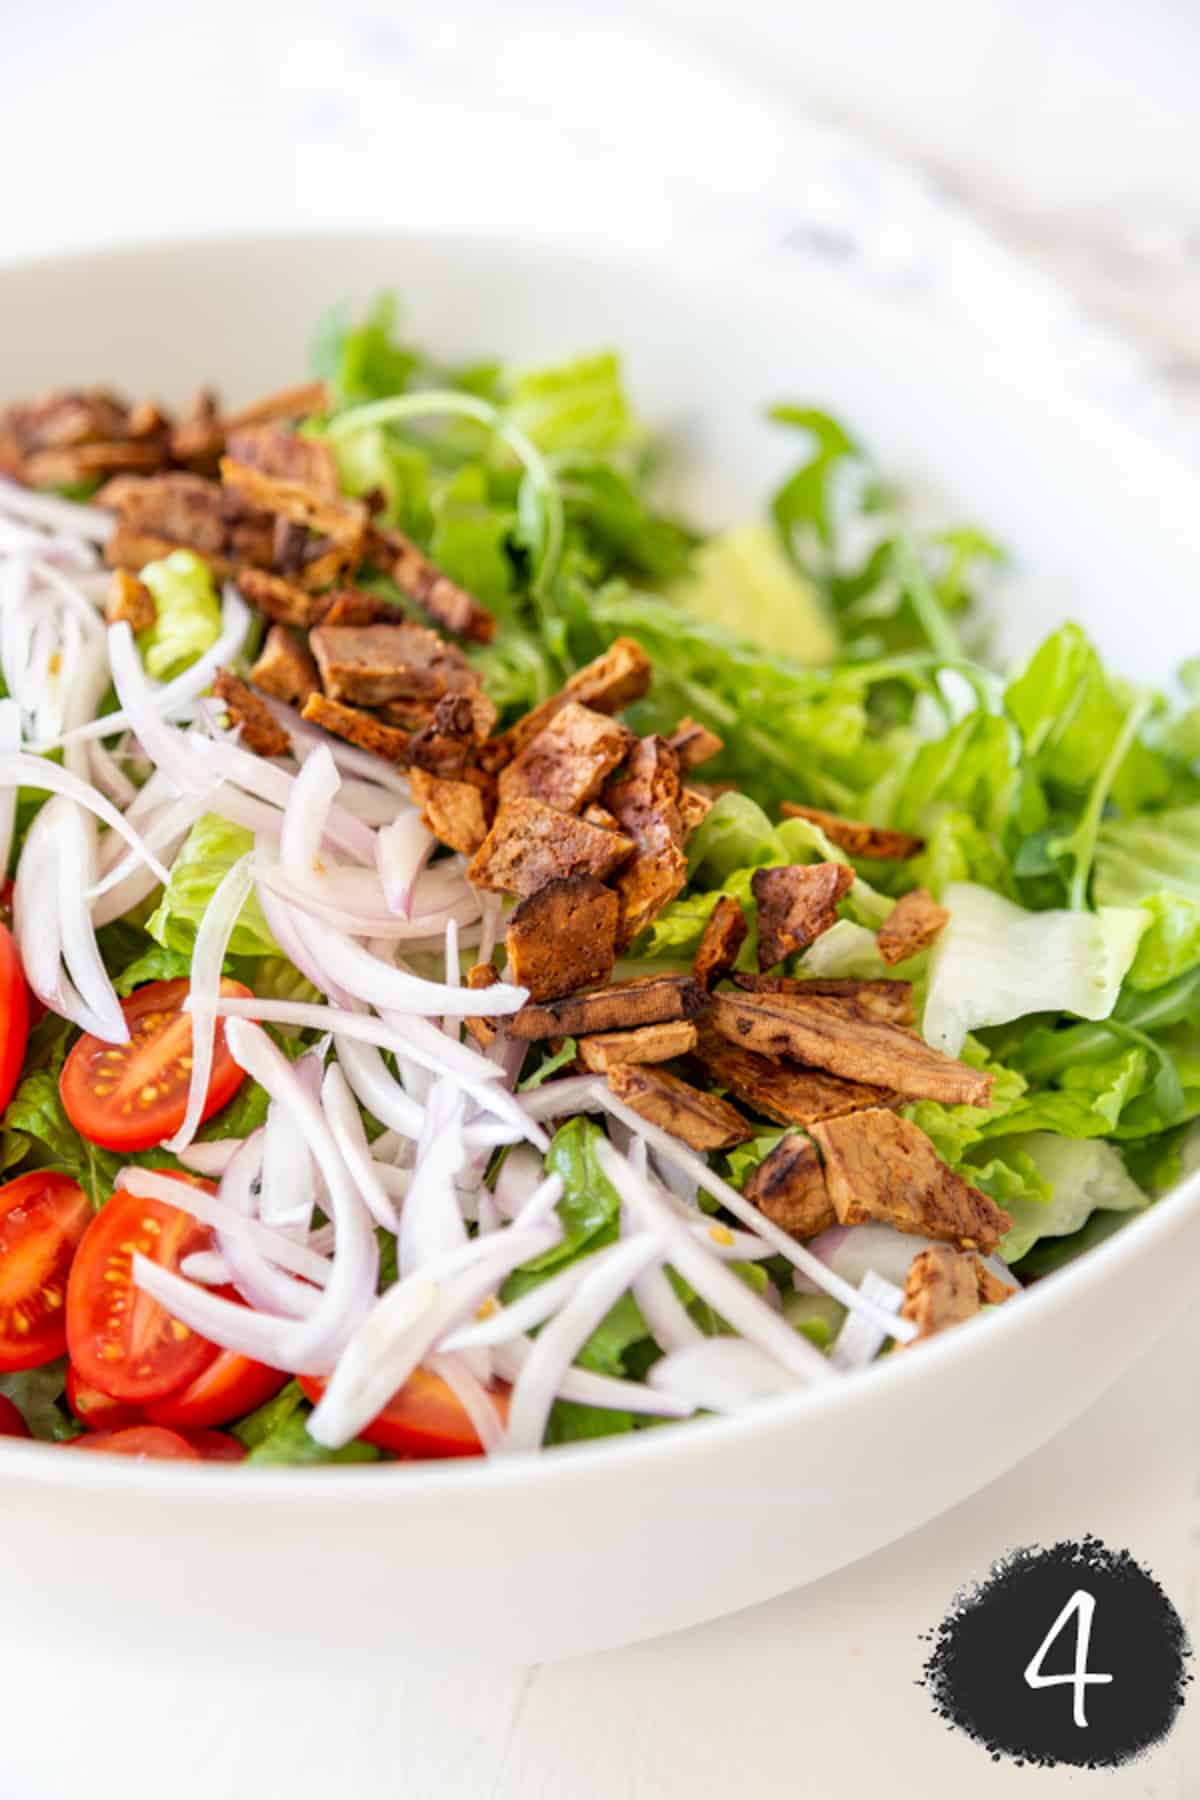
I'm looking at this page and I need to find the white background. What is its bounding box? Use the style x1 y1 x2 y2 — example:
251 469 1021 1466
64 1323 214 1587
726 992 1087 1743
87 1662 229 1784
2 4 1199 1794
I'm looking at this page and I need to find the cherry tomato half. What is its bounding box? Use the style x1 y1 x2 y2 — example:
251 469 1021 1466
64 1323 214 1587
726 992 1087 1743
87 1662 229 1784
144 1346 287 1432
181 1429 247 1463
70 1425 201 1460
298 1369 507 1460
59 978 252 1153
0 1395 31 1439
66 1178 220 1403
65 1364 144 1432
0 921 29 1115
0 1172 91 1372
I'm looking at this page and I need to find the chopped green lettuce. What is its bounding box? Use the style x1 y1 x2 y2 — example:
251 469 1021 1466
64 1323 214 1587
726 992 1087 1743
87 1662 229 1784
985 1133 1149 1263
137 552 222 681
146 816 277 959
669 521 839 666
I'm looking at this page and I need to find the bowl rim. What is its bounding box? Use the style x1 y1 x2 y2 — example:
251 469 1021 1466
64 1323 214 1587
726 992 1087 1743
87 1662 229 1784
2 224 1198 1501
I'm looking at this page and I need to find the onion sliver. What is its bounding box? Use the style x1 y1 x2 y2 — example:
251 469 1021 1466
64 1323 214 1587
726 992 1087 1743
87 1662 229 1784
164 853 252 1152
322 1063 401 1232
648 1340 801 1412
0 749 170 882
120 1165 332 1288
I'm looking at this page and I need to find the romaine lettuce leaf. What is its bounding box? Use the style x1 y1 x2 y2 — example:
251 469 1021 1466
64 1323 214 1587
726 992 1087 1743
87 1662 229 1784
501 351 635 457
981 1132 1148 1263
146 816 277 959
137 552 222 682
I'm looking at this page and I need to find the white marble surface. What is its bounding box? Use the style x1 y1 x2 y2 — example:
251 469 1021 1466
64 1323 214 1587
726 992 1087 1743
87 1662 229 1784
1 5 1198 1793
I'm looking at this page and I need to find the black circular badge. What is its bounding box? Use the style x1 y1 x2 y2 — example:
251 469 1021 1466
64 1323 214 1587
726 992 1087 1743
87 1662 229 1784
921 1538 1191 1769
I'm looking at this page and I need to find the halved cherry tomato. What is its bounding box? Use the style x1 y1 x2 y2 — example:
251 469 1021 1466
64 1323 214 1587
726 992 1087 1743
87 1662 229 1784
0 1395 31 1439
181 1429 247 1462
0 921 29 1115
145 1346 287 1431
70 1425 200 1460
0 1172 91 1371
298 1369 508 1460
59 977 252 1153
65 1364 144 1432
66 1177 221 1403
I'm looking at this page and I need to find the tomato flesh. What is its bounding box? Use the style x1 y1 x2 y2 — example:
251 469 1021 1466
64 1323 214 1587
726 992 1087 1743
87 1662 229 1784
70 1425 200 1460
66 1364 144 1432
0 922 29 1116
0 1395 31 1439
66 1179 220 1402
181 1429 247 1462
298 1369 507 1459
145 1346 287 1431
59 977 252 1153
0 1173 91 1372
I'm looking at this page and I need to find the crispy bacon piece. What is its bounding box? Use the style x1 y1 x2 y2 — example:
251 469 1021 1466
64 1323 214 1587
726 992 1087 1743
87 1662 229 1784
223 381 332 432
707 990 992 1108
877 887 950 966
463 963 500 1051
810 1110 1011 1253
318 589 387 627
508 973 704 1042
692 896 748 992
24 441 166 487
467 796 633 898
248 626 320 707
752 862 853 970
408 769 491 856
504 875 620 1002
481 638 652 769
235 567 324 628
899 1246 1014 1344
310 622 448 707
224 425 338 496
170 388 225 472
575 1019 698 1073
678 787 713 838
300 693 411 764
604 736 688 947
606 1063 752 1151
107 471 229 557
212 670 291 758
742 1135 836 1238
691 1021 895 1128
730 972 915 1028
369 525 495 643
498 700 635 815
219 454 367 561
409 695 482 778
665 717 723 771
780 803 925 861
104 569 156 633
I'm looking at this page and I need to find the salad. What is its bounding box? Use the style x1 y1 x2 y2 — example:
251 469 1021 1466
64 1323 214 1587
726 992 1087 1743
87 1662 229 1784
0 294 1195 1467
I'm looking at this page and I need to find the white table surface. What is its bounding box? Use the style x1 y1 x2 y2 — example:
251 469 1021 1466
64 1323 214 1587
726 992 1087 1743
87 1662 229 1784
2 6 1199 1794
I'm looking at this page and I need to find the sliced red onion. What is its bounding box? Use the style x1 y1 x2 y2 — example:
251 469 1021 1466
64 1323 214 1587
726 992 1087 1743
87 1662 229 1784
594 1086 918 1346
425 1351 506 1454
377 1006 547 1147
335 778 406 828
647 1340 801 1412
478 891 502 967
517 1076 606 1122
493 1146 545 1220
86 737 137 809
322 1063 401 1232
632 1262 705 1354
256 863 480 941
13 806 66 1013
119 1165 332 1288
57 590 252 747
829 1270 903 1373
207 1132 321 1320
258 1055 322 1243
30 558 107 642
0 699 20 875
177 1140 242 1178
0 515 95 565
256 883 353 1004
280 908 525 1018
179 1250 231 1286
442 1247 615 1351
491 1336 694 1419
332 1033 426 1140
686 1221 773 1262
596 1141 835 1384
89 791 212 904
307 1221 560 1448
224 1020 380 1370
441 916 461 1033
503 1232 668 1453
164 852 252 1152
377 811 434 917
132 1255 307 1367
398 1078 469 1275
0 473 113 541
0 749 170 882
514 1172 565 1229
200 733 374 864
51 799 127 1042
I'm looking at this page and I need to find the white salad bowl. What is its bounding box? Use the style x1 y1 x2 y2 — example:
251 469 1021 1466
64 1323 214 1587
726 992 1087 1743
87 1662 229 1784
0 231 1198 1669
